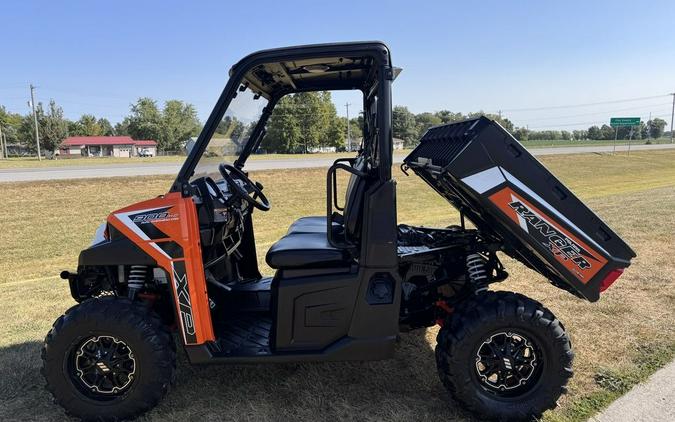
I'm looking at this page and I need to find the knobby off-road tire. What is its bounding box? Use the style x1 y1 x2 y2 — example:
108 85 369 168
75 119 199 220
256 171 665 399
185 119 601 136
42 297 176 421
435 291 573 421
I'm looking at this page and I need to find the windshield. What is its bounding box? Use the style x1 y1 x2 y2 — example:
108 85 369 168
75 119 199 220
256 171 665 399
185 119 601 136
191 84 268 180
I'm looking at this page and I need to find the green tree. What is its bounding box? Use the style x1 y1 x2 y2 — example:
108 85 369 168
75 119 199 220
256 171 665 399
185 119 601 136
316 91 343 149
216 116 236 136
0 106 23 145
77 114 102 136
160 100 200 151
68 120 84 136
264 95 301 153
126 97 162 145
296 92 327 152
435 110 464 124
587 125 602 140
263 91 344 153
114 118 131 136
18 100 68 153
572 130 587 140
513 127 529 141
229 119 248 145
325 116 346 149
348 117 363 139
392 106 417 146
600 124 615 140
346 117 363 150
415 112 443 139
41 101 69 152
98 118 114 136
647 118 667 139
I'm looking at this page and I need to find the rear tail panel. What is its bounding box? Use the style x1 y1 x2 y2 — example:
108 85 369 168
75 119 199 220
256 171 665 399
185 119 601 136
403 117 636 301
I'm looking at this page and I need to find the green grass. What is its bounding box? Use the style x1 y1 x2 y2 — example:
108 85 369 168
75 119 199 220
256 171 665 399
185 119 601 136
0 150 674 421
520 137 672 148
547 342 675 422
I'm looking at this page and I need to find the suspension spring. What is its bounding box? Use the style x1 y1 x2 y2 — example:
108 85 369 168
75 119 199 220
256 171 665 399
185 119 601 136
466 253 488 291
128 265 148 293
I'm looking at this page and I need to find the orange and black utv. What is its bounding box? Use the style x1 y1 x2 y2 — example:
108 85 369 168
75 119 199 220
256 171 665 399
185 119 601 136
42 42 635 421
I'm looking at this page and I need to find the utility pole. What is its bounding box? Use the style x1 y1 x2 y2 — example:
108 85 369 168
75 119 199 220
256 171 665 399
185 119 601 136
345 102 351 151
670 92 675 144
648 112 652 143
30 84 42 161
0 124 4 159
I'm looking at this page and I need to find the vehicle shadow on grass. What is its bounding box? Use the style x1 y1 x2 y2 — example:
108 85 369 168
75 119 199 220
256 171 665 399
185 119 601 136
0 330 474 421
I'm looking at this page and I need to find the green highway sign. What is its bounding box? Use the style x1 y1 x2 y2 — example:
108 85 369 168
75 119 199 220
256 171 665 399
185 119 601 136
610 117 640 127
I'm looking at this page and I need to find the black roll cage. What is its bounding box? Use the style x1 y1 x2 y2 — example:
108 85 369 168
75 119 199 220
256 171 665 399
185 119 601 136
170 41 395 196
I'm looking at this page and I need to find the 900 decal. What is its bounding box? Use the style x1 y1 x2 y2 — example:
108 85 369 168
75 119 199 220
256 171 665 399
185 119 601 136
490 187 607 283
132 211 179 224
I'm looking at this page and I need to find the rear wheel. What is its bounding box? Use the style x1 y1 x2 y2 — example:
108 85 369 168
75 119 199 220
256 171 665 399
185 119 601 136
42 297 176 421
435 291 573 421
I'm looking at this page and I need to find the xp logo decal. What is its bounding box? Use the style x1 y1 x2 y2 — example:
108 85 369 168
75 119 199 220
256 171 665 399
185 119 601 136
490 187 607 283
172 261 197 344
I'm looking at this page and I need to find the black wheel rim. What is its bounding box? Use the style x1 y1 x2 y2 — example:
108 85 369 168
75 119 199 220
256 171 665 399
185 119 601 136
69 335 136 399
474 331 542 397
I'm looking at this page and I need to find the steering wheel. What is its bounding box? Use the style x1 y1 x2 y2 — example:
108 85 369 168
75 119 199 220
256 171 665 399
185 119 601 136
218 163 271 212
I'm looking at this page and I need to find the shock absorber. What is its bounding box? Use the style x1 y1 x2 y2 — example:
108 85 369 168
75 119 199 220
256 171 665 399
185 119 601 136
128 265 148 297
466 253 488 292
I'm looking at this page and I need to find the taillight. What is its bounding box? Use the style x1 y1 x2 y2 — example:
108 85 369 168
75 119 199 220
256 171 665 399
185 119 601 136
599 268 624 292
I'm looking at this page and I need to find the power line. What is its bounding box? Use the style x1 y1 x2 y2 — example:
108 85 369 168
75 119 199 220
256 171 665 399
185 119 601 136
529 112 672 129
500 94 670 113
522 102 673 122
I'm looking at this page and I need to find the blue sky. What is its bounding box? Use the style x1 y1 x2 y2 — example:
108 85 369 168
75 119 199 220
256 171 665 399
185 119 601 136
2 0 674 130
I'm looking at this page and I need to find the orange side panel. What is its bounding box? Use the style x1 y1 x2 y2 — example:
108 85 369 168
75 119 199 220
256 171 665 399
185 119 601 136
107 192 215 345
489 187 608 284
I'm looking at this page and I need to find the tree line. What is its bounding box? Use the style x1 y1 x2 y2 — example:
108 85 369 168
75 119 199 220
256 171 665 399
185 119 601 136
0 94 668 157
0 98 200 154
392 106 515 146
391 105 669 145
511 119 667 142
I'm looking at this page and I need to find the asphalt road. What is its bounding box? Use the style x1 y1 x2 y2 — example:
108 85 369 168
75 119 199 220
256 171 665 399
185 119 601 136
1 143 673 182
591 360 675 422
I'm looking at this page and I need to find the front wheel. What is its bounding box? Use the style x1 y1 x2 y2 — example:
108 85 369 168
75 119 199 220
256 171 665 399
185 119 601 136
435 291 573 421
42 297 176 421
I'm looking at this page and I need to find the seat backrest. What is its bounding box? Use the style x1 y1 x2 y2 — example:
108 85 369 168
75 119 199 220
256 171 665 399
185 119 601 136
342 156 369 240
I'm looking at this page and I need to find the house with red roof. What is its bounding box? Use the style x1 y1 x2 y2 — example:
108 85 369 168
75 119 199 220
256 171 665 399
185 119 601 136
59 136 158 158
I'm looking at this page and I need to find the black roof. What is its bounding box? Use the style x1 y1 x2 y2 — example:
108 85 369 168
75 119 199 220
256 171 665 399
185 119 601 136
229 41 393 98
